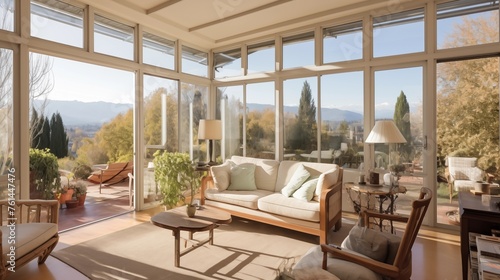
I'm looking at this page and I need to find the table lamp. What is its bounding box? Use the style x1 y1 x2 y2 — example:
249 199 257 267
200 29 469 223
198 119 222 166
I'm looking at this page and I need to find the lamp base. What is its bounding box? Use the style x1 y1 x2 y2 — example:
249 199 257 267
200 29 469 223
207 161 217 166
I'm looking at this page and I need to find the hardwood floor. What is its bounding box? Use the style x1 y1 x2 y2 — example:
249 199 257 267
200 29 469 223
6 208 461 280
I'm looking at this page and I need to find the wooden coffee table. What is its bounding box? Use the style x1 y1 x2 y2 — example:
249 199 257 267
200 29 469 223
151 205 231 267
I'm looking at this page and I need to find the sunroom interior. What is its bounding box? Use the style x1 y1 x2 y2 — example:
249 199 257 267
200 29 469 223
1 0 500 240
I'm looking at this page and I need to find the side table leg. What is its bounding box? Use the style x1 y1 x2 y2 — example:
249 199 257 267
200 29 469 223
209 228 213 245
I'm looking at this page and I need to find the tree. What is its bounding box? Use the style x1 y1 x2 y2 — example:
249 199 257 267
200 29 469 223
393 91 412 161
49 112 68 158
288 81 317 151
437 13 499 175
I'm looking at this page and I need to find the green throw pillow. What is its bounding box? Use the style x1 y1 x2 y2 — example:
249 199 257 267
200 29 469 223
292 178 319 201
281 164 310 197
227 163 257 191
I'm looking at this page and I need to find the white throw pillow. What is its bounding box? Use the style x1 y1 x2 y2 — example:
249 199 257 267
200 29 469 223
227 163 257 191
210 160 233 191
293 178 319 201
313 167 339 201
281 164 310 197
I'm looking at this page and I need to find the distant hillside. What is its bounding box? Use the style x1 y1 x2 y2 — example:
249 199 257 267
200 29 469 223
247 103 363 122
33 99 132 126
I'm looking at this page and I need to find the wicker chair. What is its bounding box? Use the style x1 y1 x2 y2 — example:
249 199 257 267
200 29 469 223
447 156 484 202
0 200 59 279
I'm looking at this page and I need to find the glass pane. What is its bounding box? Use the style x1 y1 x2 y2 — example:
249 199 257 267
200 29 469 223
436 58 499 226
437 0 499 49
284 77 318 161
320 71 364 168
246 82 275 159
283 31 314 69
143 31 175 70
29 53 134 228
374 67 424 217
0 0 14 32
94 14 134 60
248 40 275 74
323 21 363 63
373 8 424 58
182 45 208 77
179 83 208 162
31 0 84 48
0 48 13 200
214 48 242 78
216 86 243 160
144 75 178 205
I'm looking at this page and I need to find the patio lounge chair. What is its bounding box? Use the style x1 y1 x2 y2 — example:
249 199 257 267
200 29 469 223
88 161 134 193
447 156 484 202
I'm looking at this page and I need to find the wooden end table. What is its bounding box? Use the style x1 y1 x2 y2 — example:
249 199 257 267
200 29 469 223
151 205 231 267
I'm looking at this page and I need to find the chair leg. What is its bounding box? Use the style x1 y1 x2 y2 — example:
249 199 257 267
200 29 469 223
449 183 453 203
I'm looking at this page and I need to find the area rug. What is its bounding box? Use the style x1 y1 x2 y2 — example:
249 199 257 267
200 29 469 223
52 217 353 280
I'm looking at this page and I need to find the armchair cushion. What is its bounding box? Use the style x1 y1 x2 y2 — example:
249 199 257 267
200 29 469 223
342 225 388 262
1 223 58 260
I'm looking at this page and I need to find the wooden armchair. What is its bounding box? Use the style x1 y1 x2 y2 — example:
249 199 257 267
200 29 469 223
0 200 59 280
319 187 432 280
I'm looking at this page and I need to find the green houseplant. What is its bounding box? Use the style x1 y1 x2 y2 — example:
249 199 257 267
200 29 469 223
29 148 61 199
153 151 202 216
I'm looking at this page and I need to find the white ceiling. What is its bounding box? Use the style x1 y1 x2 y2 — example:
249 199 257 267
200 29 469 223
81 0 411 50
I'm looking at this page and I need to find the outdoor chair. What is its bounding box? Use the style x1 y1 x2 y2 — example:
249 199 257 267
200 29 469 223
0 200 59 280
293 187 431 280
447 156 484 202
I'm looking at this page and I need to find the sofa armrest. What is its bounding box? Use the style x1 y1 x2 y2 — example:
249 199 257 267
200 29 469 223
319 168 343 244
0 200 59 225
200 175 214 205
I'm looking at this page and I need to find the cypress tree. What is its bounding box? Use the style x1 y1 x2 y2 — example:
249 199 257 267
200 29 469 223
39 116 51 150
393 90 412 159
292 81 317 150
49 112 68 158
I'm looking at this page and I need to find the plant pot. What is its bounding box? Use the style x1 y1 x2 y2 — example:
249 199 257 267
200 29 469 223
77 193 87 206
65 199 79 209
58 189 74 206
186 204 196 217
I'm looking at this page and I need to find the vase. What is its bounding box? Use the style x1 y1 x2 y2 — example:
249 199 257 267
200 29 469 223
186 204 196 217
77 193 87 206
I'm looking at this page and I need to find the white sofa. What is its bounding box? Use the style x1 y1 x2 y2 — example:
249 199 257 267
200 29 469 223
200 156 343 244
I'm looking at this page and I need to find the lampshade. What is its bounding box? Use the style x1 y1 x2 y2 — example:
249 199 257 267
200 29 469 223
198 119 222 140
365 120 407 144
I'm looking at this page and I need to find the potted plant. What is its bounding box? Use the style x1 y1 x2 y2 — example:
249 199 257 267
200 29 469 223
74 181 87 206
153 151 202 217
29 148 61 199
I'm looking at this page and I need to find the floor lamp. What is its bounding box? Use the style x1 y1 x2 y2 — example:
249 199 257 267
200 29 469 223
198 119 222 166
365 120 407 185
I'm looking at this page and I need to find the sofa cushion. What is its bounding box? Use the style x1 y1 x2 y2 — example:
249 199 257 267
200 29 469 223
314 167 340 201
1 223 58 260
230 156 280 191
205 189 272 209
276 161 339 194
210 160 233 191
258 193 320 222
292 178 319 201
281 164 310 197
227 163 257 191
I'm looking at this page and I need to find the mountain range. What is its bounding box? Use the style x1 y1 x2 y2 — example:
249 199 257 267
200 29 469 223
35 99 365 127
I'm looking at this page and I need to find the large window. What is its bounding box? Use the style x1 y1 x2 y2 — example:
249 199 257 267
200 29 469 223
31 0 84 48
143 32 175 70
246 82 275 159
217 86 244 159
323 21 363 63
248 40 275 74
0 0 14 32
437 0 499 49
0 48 13 199
373 8 425 57
283 77 318 161
320 71 364 168
94 14 134 60
182 45 208 77
179 83 208 161
214 48 242 79
283 31 315 69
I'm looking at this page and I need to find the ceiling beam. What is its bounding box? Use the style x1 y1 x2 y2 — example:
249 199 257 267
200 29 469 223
146 0 183 15
189 0 293 32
